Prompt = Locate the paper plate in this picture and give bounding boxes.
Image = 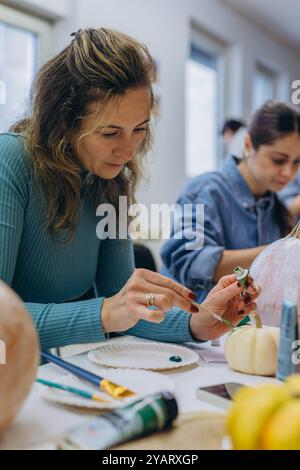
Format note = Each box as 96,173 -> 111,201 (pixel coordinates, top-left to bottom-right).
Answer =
87,341 -> 199,370
36,368 -> 175,410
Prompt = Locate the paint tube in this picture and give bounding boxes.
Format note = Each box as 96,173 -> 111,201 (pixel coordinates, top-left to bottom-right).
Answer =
277,293 -> 300,381
57,391 -> 178,450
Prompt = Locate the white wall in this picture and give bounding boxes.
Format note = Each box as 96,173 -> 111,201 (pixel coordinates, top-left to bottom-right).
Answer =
5,0 -> 300,208
2,0 -> 72,19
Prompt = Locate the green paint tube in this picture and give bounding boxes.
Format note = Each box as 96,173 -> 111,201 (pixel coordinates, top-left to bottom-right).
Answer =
57,391 -> 178,450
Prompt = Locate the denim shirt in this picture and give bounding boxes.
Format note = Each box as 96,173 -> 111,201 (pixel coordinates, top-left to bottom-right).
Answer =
160,156 -> 281,302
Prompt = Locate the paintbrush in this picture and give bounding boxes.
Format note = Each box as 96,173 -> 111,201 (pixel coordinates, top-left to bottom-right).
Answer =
41,351 -> 135,400
192,301 -> 236,330
36,378 -> 111,403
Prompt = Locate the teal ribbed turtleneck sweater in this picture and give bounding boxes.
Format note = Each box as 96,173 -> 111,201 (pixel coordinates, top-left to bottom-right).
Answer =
0,133 -> 195,350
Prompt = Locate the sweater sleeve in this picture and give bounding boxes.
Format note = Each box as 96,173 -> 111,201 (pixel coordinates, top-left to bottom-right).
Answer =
0,134 -> 28,284
26,298 -> 106,350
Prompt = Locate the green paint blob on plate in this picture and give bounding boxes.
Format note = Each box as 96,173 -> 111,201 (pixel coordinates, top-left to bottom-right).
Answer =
169,355 -> 182,363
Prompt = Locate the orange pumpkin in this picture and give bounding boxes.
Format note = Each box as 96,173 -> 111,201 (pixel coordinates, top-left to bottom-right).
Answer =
0,281 -> 39,431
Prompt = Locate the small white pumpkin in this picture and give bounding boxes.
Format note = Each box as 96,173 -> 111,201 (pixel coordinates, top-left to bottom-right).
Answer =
0,281 -> 39,431
225,319 -> 280,376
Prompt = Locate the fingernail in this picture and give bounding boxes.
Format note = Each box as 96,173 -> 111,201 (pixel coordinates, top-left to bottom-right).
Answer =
238,309 -> 245,315
188,292 -> 197,301
248,285 -> 257,294
244,296 -> 252,305
190,305 -> 199,313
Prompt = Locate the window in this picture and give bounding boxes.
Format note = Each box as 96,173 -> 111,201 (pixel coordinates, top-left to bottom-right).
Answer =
186,46 -> 218,177
0,23 -> 37,132
253,63 -> 277,112
0,4 -> 51,132
185,25 -> 226,178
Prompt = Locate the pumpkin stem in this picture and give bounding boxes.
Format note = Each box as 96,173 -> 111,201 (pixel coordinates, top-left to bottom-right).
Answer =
289,221 -> 300,239
254,312 -> 263,329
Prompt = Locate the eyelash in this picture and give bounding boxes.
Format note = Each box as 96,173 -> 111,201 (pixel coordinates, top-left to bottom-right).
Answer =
101,128 -> 148,138
272,159 -> 300,166
272,159 -> 287,166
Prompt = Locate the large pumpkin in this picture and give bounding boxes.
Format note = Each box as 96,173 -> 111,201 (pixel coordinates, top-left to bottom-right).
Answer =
0,281 -> 39,431
250,222 -> 300,326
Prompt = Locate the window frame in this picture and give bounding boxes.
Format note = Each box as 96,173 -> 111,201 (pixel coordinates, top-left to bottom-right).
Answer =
252,61 -> 278,112
185,25 -> 227,176
0,4 -> 52,130
0,3 -> 52,66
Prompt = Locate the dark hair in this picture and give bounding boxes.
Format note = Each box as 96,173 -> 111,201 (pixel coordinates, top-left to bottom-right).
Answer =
249,100 -> 300,236
249,100 -> 300,149
221,119 -> 246,135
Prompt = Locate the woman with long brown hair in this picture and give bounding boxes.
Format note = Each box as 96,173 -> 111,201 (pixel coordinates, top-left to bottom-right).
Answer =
0,28 -> 259,350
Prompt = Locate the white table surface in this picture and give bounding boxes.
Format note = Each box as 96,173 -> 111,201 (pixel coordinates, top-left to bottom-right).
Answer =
0,336 -> 278,450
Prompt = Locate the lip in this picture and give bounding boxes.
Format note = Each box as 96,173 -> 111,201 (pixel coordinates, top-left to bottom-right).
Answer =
105,162 -> 124,168
274,180 -> 288,187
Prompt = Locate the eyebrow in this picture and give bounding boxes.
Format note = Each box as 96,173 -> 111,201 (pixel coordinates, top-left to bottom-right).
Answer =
271,152 -> 300,160
270,152 -> 289,158
101,119 -> 150,130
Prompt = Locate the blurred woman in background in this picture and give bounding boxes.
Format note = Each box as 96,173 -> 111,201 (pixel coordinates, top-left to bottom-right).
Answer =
161,101 -> 300,302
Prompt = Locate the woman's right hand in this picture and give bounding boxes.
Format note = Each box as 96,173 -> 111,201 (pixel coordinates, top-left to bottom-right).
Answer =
101,268 -> 198,333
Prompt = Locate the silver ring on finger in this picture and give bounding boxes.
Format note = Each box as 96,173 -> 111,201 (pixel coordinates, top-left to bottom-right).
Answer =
145,292 -> 156,307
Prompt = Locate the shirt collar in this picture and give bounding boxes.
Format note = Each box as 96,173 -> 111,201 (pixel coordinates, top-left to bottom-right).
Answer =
220,155 -> 275,210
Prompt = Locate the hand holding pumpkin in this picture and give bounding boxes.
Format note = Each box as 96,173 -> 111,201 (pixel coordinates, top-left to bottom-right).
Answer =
190,274 -> 261,341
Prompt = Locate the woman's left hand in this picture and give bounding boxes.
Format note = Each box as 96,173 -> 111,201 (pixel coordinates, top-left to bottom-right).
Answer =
190,274 -> 261,341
